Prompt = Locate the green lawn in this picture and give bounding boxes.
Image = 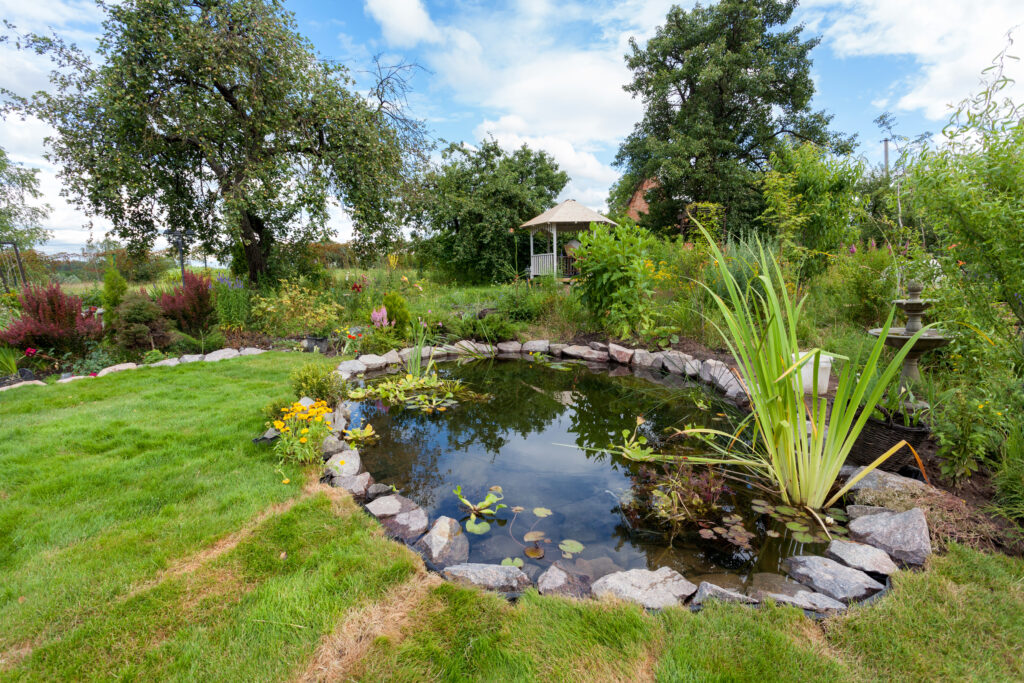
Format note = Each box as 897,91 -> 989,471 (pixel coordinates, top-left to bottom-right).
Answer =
2,354 -> 1022,681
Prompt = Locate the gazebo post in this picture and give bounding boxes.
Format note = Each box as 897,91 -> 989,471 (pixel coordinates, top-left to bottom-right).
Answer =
528,230 -> 534,279
551,225 -> 558,279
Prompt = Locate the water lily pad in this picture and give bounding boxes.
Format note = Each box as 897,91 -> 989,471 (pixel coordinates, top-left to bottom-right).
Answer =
523,531 -> 545,542
501,557 -> 524,568
826,507 -> 849,522
511,506 -> 525,513
562,552 -> 572,559
558,539 -> 584,554
792,531 -> 816,544
524,546 -> 545,559
712,526 -> 727,535
722,514 -> 743,524
464,517 -> 491,535
775,505 -> 799,516
766,529 -> 781,538
698,528 -> 716,539
750,505 -> 772,514
751,499 -> 771,507
533,507 -> 552,518
785,521 -> 809,532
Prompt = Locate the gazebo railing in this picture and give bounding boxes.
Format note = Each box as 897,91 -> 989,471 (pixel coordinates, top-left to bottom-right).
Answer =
530,254 -> 577,278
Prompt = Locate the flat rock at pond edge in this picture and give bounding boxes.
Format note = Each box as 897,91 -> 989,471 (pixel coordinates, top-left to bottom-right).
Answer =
365,494 -> 429,541
496,341 -> 522,354
335,359 -> 367,379
239,347 -> 265,356
179,354 -> 204,363
150,358 -> 180,367
203,348 -> 239,362
783,555 -> 885,603
414,516 -> 469,567
442,563 -> 531,592
325,450 -> 361,478
365,483 -> 394,500
561,345 -> 609,362
357,354 -> 388,371
630,349 -> 663,371
521,340 -> 550,354
591,567 -> 697,609
549,343 -> 567,356
848,507 -> 932,566
382,349 -> 402,366
329,471 -> 374,499
453,340 -> 477,354
746,573 -> 846,613
96,363 -> 138,377
825,539 -> 899,576
840,466 -> 928,493
0,380 -> 47,391
321,434 -> 349,457
607,343 -> 634,364
846,505 -> 893,520
588,341 -> 609,352
661,350 -> 700,377
537,564 -> 592,599
691,581 -> 758,606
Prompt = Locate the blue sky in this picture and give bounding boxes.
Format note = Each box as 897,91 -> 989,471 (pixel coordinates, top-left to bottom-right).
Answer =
1,0 -> 1022,252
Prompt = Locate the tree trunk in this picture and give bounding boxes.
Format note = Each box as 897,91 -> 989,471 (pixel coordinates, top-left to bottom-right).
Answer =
239,210 -> 271,284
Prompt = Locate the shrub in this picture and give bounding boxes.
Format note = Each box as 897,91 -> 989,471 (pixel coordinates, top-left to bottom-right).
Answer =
69,343 -> 118,376
498,281 -> 550,322
381,291 -> 410,336
141,349 -> 167,364
358,327 -> 405,355
213,275 -> 251,331
815,245 -> 897,327
114,292 -> 170,352
270,400 -> 333,465
290,360 -> 347,404
102,267 -> 127,325
446,313 -> 519,342
250,280 -> 342,337
995,425 -> 1024,522
0,284 -> 102,355
167,329 -> 225,355
157,271 -> 216,336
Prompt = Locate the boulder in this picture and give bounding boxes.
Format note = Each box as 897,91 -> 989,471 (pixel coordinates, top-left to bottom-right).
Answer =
358,354 -> 389,371
473,342 -> 497,356
699,358 -> 731,385
382,349 -> 403,366
365,494 -> 429,541
783,555 -> 885,603
588,341 -> 609,352
846,505 -> 892,520
179,354 -> 204,363
0,380 -> 46,391
325,449 -> 361,478
752,588 -> 847,613
825,539 -> 899,576
253,427 -> 279,444
591,567 -> 697,609
321,434 -> 349,458
839,465 -> 928,493
690,573 -> 746,594
398,347 -> 415,362
607,343 -> 635,365
330,471 -> 374,499
414,516 -> 469,567
631,349 -> 663,371
203,348 -> 239,362
537,564 -> 592,599
521,340 -> 550,354
239,347 -> 265,356
298,396 -> 315,408
365,483 -> 394,500
335,359 -> 367,380
453,340 -> 477,355
691,581 -> 758,606
442,563 -> 531,592
848,507 -> 932,566
562,345 -> 610,363
96,363 -> 138,377
660,350 -> 693,375
549,343 -> 567,357
496,341 -> 522,354
150,358 -> 180,367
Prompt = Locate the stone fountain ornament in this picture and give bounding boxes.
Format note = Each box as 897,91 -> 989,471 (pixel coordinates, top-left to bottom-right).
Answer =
869,281 -> 949,389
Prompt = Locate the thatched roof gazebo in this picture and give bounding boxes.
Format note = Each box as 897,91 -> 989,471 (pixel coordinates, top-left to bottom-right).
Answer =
518,199 -> 616,279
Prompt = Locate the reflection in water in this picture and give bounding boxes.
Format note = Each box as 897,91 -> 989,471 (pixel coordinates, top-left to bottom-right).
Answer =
352,359 -> 821,583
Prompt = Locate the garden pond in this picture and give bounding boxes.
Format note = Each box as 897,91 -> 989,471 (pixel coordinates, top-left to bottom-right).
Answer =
350,359 -> 843,586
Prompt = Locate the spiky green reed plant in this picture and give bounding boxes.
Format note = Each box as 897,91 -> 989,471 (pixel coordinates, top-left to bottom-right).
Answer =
635,230 -> 929,510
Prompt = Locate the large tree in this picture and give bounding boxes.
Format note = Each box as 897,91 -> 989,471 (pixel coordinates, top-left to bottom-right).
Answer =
0,146 -> 51,249
2,0 -> 405,282
410,139 -> 568,283
614,0 -> 854,235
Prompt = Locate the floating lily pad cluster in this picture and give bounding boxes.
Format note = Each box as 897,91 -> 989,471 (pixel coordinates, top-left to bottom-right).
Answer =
750,499 -> 849,544
696,513 -> 755,549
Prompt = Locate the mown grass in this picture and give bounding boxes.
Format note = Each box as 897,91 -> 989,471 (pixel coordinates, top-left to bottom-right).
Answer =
2,354 -> 1023,681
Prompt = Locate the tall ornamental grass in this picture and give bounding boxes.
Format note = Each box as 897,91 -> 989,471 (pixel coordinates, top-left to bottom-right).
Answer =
671,230 -> 928,510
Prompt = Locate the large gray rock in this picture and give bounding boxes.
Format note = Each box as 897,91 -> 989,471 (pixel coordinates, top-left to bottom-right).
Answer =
150,358 -> 180,367
607,343 -> 634,365
325,449 -> 361,478
398,347 -> 416,362
661,350 -> 695,376
335,359 -> 367,380
203,348 -> 239,362
691,581 -> 758,606
591,567 -> 697,609
473,342 -> 497,356
753,588 -> 847,613
453,340 -> 477,355
321,434 -> 349,457
298,396 -> 315,408
382,349 -> 402,366
521,340 -> 550,354
848,507 -> 932,566
588,341 -> 609,352
631,349 -> 663,371
330,471 -> 374,499
414,516 -> 469,567
442,563 -> 531,593
840,466 -> 928,493
783,555 -> 885,603
239,347 -> 265,356
699,358 -> 731,385
96,363 -> 138,377
562,345 -> 609,363
846,505 -> 892,520
365,494 -> 429,541
179,354 -> 204,364
358,354 -> 389,371
365,483 -> 394,500
549,343 -> 567,357
537,564 -> 592,599
496,341 -> 522,354
825,539 -> 899,576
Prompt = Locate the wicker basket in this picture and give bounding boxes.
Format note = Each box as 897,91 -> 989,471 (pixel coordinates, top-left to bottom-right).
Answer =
847,408 -> 930,472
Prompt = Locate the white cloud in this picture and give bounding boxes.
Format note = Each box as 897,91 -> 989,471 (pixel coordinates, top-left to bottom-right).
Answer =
363,0 -> 441,48
803,0 -> 1024,120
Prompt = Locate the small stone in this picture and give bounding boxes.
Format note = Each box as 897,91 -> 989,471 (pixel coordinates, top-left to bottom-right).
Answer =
496,341 -> 522,354
537,564 -> 591,599
783,555 -> 884,603
588,341 -> 609,352
253,427 -> 279,444
330,471 -> 374,499
846,505 -> 893,520
96,363 -> 138,377
358,354 -> 388,371
521,340 -> 550,354
366,483 -> 394,500
335,359 -> 367,380
179,354 -> 204,363
839,466 -> 928,494
607,343 -> 634,364
631,349 -> 663,371
848,507 -> 932,566
325,449 -> 361,478
414,516 -> 469,567
825,539 -> 899,576
442,563 -> 531,592
591,567 -> 697,609
691,581 -> 758,606
549,343 -> 567,357
562,345 -> 609,362
239,347 -> 265,356
203,348 -> 239,362
150,358 -> 180,367
365,494 -> 429,540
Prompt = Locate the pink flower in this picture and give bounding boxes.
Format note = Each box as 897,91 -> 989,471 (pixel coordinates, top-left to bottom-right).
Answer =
24,348 -> 37,357
89,372 -> 97,377
370,305 -> 389,328
848,244 -> 857,255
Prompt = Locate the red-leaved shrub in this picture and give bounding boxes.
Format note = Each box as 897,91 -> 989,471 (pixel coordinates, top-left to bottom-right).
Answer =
157,272 -> 216,336
0,284 -> 102,354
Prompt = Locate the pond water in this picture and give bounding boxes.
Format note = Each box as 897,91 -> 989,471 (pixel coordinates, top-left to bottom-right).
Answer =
351,359 -> 825,586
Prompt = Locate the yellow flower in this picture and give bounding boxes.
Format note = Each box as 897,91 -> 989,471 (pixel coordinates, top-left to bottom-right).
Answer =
282,478 -> 290,484
301,428 -> 309,434
273,420 -> 285,430
282,427 -> 291,432
299,437 -> 307,444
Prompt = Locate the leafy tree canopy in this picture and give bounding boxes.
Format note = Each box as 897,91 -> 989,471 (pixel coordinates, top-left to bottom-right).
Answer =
410,139 -> 568,283
2,0 -> 407,283
0,146 -> 50,249
614,0 -> 855,236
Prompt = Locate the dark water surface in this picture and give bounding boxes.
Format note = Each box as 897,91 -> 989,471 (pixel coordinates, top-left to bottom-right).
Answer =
351,359 -> 820,584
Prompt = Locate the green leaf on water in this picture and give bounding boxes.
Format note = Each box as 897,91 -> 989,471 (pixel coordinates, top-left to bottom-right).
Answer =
792,531 -> 815,544
465,517 -> 491,535
523,531 -> 545,542
775,505 -> 799,516
533,507 -> 552,518
558,539 -> 584,554
501,557 -> 524,567
785,521 -> 809,532
524,546 -> 545,559
826,508 -> 849,522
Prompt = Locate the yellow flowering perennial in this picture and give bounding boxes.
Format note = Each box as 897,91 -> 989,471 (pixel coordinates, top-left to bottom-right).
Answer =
269,399 -> 334,465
